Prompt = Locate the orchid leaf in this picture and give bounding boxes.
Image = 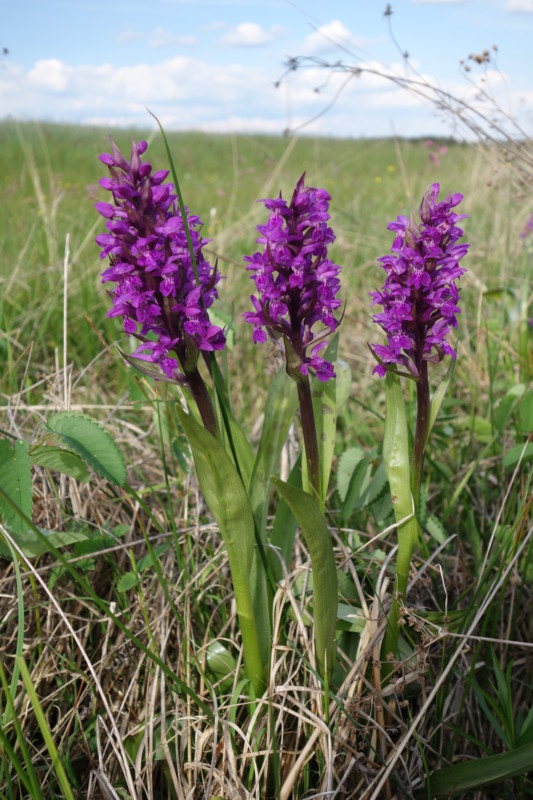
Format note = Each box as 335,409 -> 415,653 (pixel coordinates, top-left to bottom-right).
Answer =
176,405 -> 266,695
302,334 -> 339,510
248,366 -> 298,534
426,357 -> 455,446
415,740 -> 533,798
382,372 -> 417,597
272,477 -> 337,680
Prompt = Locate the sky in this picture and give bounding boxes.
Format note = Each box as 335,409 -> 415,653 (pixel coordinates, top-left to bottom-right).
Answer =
1,0 -> 533,139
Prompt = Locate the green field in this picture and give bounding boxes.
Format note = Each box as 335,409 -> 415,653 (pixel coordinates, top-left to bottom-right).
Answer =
0,121 -> 531,799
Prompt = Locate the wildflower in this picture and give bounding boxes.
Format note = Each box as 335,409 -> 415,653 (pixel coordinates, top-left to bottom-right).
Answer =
95,139 -> 225,383
519,212 -> 533,239
243,173 -> 342,382
370,183 -> 468,378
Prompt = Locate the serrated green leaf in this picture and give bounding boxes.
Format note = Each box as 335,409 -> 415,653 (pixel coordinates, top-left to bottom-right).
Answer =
46,412 -> 126,486
337,447 -> 365,503
116,572 -> 140,592
137,543 -> 170,571
29,445 -> 90,482
357,461 -> 389,509
425,513 -> 446,545
342,460 -> 371,523
0,439 -> 32,535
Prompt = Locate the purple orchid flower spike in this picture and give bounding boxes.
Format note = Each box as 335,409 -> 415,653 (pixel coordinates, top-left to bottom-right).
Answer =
95,138 -> 225,383
243,173 -> 342,383
370,182 -> 468,379
95,138 -> 225,435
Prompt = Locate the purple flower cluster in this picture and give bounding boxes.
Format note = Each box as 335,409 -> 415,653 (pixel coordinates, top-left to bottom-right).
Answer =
370,183 -> 469,378
243,173 -> 342,382
95,139 -> 225,380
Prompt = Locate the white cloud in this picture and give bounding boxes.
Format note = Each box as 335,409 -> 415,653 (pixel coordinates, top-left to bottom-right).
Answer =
506,0 -> 533,10
117,30 -> 145,43
301,20 -> 366,56
1,51 -> 531,141
149,27 -> 197,48
27,59 -> 71,92
220,22 -> 277,47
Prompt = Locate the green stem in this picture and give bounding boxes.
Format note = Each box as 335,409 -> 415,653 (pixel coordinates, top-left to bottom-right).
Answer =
412,359 -> 430,508
185,368 -> 218,438
296,376 -> 320,500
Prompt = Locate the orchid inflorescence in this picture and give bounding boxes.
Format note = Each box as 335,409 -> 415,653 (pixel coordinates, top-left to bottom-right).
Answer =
370,183 -> 468,379
242,173 -> 342,383
95,139 -> 225,383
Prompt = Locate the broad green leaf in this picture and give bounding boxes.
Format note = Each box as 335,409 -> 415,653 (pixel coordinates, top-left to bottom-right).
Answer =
381,373 -> 419,664
176,405 -> 266,695
303,334 -> 339,510
223,413 -> 255,490
503,442 -> 533,469
426,358 -> 455,446
335,358 -> 352,413
494,384 -> 526,434
0,439 -> 32,536
335,603 -> 366,633
0,527 -> 89,559
46,412 -> 126,486
519,389 -> 533,434
382,373 -> 417,598
455,414 -> 493,443
269,455 -> 301,580
248,366 -> 298,534
272,477 -> 337,680
415,740 -> 533,798
29,445 -> 90,482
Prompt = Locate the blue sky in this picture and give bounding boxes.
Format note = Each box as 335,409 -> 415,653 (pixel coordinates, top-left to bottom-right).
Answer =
2,0 -> 532,138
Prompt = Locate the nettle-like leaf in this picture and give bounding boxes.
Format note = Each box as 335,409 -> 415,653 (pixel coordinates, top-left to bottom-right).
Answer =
46,412 -> 126,486
29,445 -> 90,482
337,447 -> 365,504
0,439 -> 33,535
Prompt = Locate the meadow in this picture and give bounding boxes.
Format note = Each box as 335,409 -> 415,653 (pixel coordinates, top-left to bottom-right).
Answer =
0,120 -> 532,799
